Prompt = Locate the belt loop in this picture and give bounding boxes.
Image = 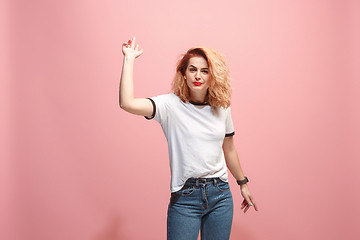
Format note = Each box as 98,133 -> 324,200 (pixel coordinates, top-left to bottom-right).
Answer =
195,179 -> 199,187
213,178 -> 217,187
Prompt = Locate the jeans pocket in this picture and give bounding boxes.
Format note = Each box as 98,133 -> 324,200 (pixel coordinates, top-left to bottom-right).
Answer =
215,180 -> 230,192
174,184 -> 196,197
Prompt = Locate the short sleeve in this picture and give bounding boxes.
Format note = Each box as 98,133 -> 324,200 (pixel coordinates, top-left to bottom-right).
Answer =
143,94 -> 170,124
225,107 -> 235,137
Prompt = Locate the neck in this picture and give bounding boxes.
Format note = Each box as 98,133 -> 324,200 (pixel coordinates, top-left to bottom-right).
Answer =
189,90 -> 209,103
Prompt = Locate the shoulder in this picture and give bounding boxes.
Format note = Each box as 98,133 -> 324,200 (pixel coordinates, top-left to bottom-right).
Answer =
169,92 -> 180,100
217,105 -> 231,113
154,92 -> 177,99
164,92 -> 183,104
150,92 -> 173,101
149,92 -> 180,108
223,106 -> 232,113
214,106 -> 232,120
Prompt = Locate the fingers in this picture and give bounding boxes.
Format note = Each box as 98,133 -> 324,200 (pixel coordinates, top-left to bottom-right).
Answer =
250,198 -> 259,211
246,196 -> 253,207
122,36 -> 134,48
241,197 -> 258,213
244,205 -> 250,213
131,36 -> 136,49
124,36 -> 135,49
123,37 -> 140,50
241,199 -> 250,213
122,40 -> 131,48
242,199 -> 250,213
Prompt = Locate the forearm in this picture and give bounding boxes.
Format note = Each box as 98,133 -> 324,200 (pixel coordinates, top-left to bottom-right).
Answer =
224,148 -> 247,185
119,56 -> 136,108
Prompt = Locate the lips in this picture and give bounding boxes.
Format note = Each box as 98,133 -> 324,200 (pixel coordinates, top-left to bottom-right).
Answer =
193,82 -> 202,86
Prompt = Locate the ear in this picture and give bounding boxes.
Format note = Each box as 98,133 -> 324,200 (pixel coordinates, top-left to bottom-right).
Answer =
184,76 -> 186,80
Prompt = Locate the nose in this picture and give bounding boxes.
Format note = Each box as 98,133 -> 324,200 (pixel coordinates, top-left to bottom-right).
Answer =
195,70 -> 201,80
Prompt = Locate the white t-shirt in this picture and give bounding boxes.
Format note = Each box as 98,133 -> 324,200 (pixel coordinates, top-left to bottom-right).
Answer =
145,92 -> 235,192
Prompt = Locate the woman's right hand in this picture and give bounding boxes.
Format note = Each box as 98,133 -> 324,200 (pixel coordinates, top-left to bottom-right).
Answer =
122,36 -> 143,59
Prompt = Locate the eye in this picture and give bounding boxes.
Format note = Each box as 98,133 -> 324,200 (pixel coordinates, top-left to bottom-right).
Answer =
202,70 -> 209,74
190,68 -> 196,72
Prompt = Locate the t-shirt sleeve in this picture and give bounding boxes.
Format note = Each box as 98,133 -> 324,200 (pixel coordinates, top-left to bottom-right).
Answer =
225,107 -> 235,137
143,94 -> 169,124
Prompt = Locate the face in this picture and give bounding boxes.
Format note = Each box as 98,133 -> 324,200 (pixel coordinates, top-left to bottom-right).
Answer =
184,56 -> 210,97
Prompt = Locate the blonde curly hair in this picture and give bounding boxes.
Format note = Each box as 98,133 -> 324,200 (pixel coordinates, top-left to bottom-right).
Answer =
171,47 -> 231,109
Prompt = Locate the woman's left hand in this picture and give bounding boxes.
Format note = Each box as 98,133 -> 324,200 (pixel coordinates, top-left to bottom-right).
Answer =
240,184 -> 258,213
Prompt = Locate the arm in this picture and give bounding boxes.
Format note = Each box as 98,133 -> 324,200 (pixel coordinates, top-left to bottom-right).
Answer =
222,136 -> 259,212
119,36 -> 153,118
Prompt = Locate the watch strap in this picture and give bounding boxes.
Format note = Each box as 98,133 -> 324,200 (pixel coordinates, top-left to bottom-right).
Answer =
236,176 -> 249,185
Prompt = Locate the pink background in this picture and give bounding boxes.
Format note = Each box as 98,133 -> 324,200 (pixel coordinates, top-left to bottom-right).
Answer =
2,0 -> 360,239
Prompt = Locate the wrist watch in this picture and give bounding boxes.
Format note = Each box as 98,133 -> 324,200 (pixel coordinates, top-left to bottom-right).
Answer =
236,176 -> 249,185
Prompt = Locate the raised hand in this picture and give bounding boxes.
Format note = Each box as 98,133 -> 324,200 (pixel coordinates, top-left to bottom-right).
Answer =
122,36 -> 144,59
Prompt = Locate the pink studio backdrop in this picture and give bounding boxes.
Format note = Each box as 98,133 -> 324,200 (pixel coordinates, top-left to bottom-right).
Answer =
2,0 -> 360,239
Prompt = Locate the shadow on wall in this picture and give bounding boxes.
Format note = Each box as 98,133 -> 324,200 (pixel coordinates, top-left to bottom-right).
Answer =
231,223 -> 257,240
95,212 -> 128,240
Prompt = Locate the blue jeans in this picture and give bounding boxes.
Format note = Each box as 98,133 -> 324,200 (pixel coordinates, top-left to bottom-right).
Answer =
167,178 -> 233,240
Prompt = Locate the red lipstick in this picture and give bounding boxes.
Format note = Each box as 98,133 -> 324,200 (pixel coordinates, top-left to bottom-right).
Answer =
193,82 -> 202,86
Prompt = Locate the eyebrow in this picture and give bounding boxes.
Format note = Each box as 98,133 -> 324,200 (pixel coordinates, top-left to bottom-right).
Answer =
189,65 -> 208,70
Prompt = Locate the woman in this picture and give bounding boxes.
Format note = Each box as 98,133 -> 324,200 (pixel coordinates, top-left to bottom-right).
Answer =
119,36 -> 258,240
